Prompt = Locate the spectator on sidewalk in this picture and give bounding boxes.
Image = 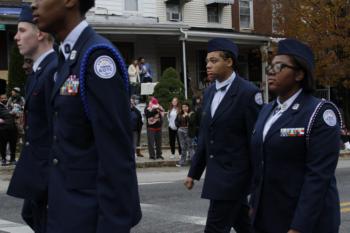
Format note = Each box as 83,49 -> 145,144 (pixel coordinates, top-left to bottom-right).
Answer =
167,97 -> 181,159
145,97 -> 164,160
22,58 -> 33,75
0,94 -> 18,166
7,87 -> 25,146
139,57 -> 152,83
131,95 -> 144,158
175,102 -> 194,167
341,127 -> 350,150
128,59 -> 140,95
189,95 -> 203,146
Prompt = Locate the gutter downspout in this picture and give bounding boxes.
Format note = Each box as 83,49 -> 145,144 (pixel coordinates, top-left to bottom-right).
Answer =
180,27 -> 188,100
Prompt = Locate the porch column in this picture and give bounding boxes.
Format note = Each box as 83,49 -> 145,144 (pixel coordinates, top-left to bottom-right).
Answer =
260,44 -> 269,103
182,39 -> 188,99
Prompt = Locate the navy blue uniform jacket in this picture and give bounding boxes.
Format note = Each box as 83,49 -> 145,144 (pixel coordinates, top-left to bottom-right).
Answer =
47,26 -> 141,233
188,76 -> 262,200
7,51 -> 57,201
250,92 -> 341,233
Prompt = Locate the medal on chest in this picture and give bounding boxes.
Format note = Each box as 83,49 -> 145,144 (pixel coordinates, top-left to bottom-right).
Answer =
60,74 -> 79,96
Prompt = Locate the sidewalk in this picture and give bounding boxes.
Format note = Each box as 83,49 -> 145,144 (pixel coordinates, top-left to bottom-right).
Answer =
135,148 -> 181,168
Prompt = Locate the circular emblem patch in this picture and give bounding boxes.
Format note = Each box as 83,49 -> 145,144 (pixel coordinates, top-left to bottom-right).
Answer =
323,109 -> 337,127
255,92 -> 263,105
94,56 -> 116,79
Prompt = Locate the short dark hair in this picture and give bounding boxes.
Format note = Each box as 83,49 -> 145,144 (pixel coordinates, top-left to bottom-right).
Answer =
79,0 -> 95,15
220,51 -> 238,71
289,56 -> 315,93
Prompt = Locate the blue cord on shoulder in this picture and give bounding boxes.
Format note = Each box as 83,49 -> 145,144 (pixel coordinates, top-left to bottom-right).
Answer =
79,44 -> 129,120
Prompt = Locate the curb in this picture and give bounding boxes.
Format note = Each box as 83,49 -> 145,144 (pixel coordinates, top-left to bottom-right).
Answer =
136,160 -> 177,168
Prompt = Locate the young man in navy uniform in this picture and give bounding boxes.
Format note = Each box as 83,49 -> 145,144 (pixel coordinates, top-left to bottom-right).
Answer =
7,6 -> 57,233
184,38 -> 263,233
31,0 -> 141,232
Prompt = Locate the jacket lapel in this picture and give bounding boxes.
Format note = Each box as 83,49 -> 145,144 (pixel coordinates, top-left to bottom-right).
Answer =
255,101 -> 275,142
201,86 -> 216,123
210,76 -> 240,125
264,92 -> 306,142
51,26 -> 94,101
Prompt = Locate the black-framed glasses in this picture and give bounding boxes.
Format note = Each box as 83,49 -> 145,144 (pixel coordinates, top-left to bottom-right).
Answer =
265,63 -> 297,75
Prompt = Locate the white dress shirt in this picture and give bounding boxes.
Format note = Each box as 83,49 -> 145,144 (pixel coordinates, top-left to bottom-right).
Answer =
60,20 -> 89,60
32,49 -> 55,72
211,72 -> 236,117
263,89 -> 303,141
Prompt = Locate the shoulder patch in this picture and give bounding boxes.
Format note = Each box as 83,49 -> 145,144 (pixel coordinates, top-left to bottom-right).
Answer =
323,109 -> 337,127
254,92 -> 263,105
93,55 -> 116,79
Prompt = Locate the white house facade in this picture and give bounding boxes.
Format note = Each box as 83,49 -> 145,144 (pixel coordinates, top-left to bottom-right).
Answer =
0,0 -> 270,98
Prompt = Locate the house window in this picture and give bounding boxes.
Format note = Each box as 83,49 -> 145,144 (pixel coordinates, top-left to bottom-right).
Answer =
166,3 -> 182,22
207,4 -> 220,23
239,0 -> 253,29
125,0 -> 138,11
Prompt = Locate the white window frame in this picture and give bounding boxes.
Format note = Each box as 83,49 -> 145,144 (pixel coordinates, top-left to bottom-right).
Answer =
239,0 -> 254,30
166,3 -> 182,22
125,0 -> 139,12
207,4 -> 221,24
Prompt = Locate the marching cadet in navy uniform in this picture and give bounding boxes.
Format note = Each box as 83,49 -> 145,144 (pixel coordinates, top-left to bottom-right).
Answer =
184,38 -> 263,233
7,6 -> 57,233
250,39 -> 341,233
31,0 -> 142,232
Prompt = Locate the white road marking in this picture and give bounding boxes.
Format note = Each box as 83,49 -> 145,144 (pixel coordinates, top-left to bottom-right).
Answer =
139,181 -> 174,186
0,219 -> 33,233
140,203 -> 206,226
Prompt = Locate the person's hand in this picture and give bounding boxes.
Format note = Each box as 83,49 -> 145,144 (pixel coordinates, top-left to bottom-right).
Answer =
184,177 -> 194,190
248,208 -> 255,217
0,118 -> 4,124
287,229 -> 301,233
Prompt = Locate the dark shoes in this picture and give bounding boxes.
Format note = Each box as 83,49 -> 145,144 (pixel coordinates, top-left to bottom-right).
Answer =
9,160 -> 17,165
1,160 -> 6,166
156,156 -> 164,160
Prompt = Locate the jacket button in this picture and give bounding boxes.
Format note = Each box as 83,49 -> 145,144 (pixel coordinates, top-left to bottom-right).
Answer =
53,158 -> 59,165
210,140 -> 214,144
25,126 -> 29,130
54,111 -> 58,117
25,141 -> 30,146
53,135 -> 57,141
209,155 -> 214,159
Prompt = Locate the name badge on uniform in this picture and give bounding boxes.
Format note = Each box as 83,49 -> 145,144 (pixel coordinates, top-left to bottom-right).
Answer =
280,128 -> 305,137
60,75 -> 79,96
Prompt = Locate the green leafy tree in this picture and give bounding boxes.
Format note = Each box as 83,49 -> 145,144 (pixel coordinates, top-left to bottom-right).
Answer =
7,45 -> 26,95
153,67 -> 185,109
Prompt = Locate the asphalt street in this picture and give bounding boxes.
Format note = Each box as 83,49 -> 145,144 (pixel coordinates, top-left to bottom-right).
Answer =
0,160 -> 350,233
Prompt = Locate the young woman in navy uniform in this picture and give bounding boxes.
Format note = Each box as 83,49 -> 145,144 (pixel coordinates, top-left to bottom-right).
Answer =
250,39 -> 341,233
31,0 -> 141,232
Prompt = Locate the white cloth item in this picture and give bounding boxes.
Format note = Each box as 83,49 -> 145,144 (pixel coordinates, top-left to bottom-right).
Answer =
128,64 -> 140,83
210,72 -> 236,117
345,142 -> 350,150
32,49 -> 55,72
60,20 -> 89,60
263,89 -> 303,141
168,108 -> 178,130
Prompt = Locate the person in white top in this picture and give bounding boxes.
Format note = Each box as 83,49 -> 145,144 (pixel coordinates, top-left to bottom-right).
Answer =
128,59 -> 140,95
167,97 -> 182,159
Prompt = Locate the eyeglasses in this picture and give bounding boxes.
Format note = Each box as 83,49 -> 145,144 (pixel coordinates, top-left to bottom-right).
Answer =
265,63 -> 297,75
